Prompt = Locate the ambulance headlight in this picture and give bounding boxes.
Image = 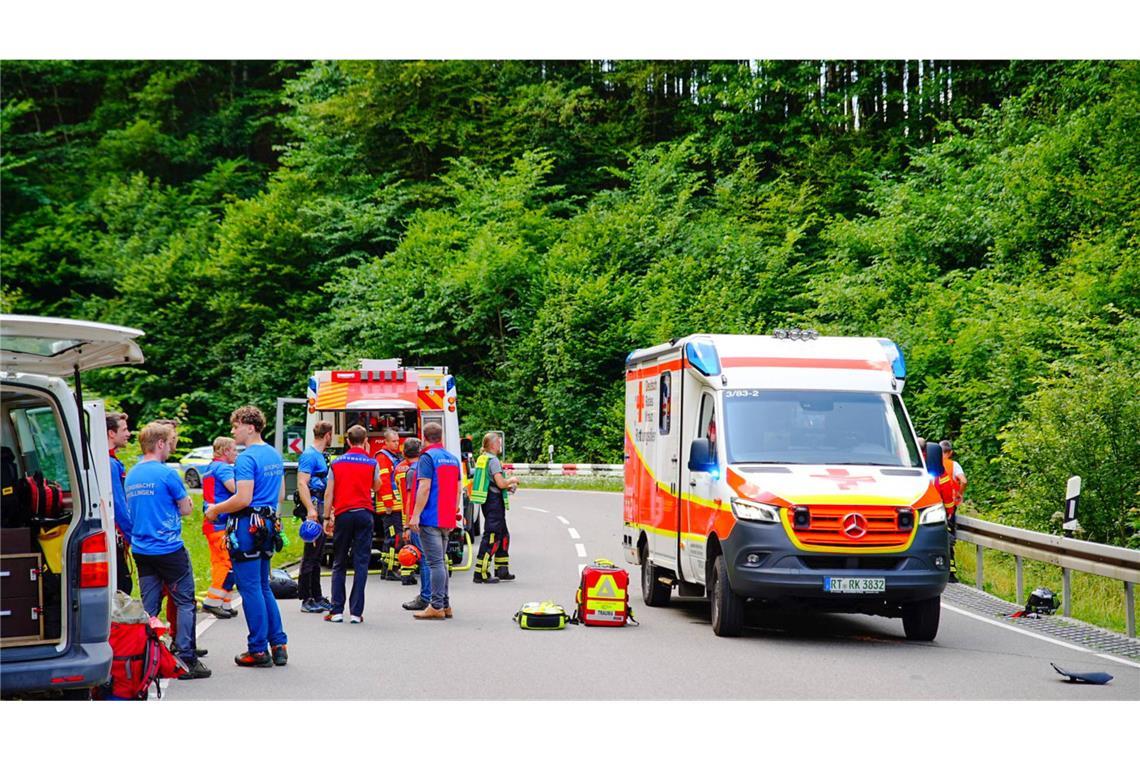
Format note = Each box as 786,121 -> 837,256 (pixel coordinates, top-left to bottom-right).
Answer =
730,498 -> 780,523
919,504 -> 947,525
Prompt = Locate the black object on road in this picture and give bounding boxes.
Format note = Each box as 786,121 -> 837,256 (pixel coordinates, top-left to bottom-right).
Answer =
1051,663 -> 1113,685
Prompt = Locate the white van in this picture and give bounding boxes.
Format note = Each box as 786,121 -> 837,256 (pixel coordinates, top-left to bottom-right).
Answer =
0,315 -> 144,697
622,332 -> 949,639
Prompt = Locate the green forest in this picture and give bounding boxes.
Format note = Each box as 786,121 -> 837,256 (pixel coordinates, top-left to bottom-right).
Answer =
2,60 -> 1137,546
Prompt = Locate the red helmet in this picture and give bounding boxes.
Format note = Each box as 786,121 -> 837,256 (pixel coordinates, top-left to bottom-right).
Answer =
398,544 -> 422,568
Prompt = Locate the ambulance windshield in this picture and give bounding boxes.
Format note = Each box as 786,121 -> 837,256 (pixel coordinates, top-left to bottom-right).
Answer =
343,409 -> 419,437
723,390 -> 921,467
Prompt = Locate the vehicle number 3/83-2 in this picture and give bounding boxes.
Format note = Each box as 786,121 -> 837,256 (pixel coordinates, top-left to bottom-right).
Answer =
824,577 -> 886,594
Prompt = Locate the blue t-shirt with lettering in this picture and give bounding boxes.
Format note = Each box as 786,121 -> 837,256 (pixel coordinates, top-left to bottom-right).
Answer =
125,460 -> 188,555
236,443 -> 284,509
202,460 -> 235,530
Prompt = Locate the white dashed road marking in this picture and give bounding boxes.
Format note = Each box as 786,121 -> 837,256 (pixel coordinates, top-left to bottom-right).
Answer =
575,543 -> 587,558
568,528 -> 581,539
524,506 -> 549,513
557,516 -> 570,525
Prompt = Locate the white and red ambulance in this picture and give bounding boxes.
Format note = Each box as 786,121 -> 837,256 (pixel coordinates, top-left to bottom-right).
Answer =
623,332 -> 949,639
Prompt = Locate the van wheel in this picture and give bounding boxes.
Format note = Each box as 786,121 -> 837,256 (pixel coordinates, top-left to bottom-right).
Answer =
902,596 -> 941,641
640,548 -> 671,607
710,555 -> 744,637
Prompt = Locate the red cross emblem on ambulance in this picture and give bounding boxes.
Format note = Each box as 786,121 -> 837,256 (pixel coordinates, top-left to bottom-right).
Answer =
636,381 -> 645,423
810,468 -> 876,491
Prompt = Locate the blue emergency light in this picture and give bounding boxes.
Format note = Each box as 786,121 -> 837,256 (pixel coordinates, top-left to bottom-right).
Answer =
878,339 -> 906,381
685,339 -> 720,376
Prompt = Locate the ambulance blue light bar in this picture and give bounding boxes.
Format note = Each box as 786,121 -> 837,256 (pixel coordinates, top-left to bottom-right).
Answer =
878,339 -> 906,380
685,340 -> 720,376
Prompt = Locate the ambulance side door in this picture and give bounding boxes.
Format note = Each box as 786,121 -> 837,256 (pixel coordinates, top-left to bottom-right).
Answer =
682,387 -> 718,584
652,367 -> 681,571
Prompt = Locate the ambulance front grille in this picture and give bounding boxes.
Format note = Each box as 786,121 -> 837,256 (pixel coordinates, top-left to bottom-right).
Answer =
791,505 -> 913,548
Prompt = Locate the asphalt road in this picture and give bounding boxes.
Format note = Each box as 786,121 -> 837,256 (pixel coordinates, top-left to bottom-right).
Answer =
167,489 -> 1139,700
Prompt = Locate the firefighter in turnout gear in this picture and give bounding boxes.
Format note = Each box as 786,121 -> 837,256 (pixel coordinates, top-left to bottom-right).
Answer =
472,432 -> 519,583
395,438 -> 423,587
374,428 -> 404,580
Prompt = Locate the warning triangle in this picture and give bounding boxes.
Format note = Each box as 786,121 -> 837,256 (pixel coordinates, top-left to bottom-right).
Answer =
591,575 -> 620,599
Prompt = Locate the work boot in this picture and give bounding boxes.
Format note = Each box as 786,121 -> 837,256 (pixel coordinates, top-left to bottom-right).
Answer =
178,659 -> 212,680
495,567 -> 516,581
202,604 -> 231,619
195,648 -> 209,658
219,607 -> 237,618
444,607 -> 453,619
401,575 -> 417,586
300,598 -> 325,613
234,650 -> 273,668
473,573 -> 499,584
402,596 -> 429,611
413,606 -> 447,620
272,645 -> 288,667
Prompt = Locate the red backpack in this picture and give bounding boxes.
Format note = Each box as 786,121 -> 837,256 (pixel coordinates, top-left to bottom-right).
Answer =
23,471 -> 65,520
102,622 -> 186,700
572,559 -> 638,627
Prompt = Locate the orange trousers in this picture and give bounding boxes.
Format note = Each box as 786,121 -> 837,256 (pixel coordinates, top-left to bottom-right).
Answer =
202,529 -> 235,610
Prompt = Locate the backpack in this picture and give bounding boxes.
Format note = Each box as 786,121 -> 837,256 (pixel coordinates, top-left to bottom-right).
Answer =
0,447 -> 29,528
514,601 -> 571,630
572,559 -> 638,627
102,621 -> 186,700
269,568 -> 299,599
23,471 -> 66,521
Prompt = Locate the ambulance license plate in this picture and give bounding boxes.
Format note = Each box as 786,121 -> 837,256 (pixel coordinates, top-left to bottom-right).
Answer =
824,577 -> 885,593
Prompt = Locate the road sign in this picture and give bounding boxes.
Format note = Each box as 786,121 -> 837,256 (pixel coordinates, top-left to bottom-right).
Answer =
287,432 -> 303,455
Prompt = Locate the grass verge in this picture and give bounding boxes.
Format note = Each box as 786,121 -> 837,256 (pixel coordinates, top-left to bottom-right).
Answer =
518,476 -> 623,493
954,541 -> 1132,634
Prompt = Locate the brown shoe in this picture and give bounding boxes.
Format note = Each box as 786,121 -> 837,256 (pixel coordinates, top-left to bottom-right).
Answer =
413,606 -> 446,620
444,607 -> 453,618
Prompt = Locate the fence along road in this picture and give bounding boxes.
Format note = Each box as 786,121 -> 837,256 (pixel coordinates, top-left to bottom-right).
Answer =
169,490 -> 1139,700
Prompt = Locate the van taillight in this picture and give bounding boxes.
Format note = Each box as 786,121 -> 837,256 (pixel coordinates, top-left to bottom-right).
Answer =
79,531 -> 109,588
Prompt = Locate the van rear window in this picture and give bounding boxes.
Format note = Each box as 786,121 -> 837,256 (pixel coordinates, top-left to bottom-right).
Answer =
723,390 -> 920,467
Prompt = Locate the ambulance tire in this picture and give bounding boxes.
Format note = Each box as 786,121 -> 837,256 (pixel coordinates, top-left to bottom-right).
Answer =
640,549 -> 671,607
710,555 -> 744,637
901,596 -> 941,641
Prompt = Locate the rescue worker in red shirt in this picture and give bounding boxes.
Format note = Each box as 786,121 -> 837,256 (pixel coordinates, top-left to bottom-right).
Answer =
374,428 -> 404,580
935,439 -> 966,583
394,437 -> 423,588
200,436 -> 238,618
323,425 -> 383,624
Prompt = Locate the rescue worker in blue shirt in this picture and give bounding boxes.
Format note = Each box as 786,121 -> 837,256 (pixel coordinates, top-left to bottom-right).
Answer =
205,405 -> 289,668
297,420 -> 333,613
106,412 -> 133,594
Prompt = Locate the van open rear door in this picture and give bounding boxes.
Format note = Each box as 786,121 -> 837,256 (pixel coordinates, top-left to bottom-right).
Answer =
1,315 -> 144,375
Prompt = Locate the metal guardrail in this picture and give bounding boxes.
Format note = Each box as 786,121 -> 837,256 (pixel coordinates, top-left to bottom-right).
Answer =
505,462 -> 623,477
956,515 -> 1140,638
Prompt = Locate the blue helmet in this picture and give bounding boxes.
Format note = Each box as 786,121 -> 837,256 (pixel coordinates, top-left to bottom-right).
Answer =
299,519 -> 322,543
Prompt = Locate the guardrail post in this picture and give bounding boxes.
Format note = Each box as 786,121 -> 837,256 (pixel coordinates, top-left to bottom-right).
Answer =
1062,568 -> 1072,617
1015,555 -> 1024,605
1126,581 -> 1135,638
975,544 -> 984,589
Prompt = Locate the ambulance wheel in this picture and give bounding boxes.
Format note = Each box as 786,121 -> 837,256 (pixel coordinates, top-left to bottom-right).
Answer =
902,596 -> 941,641
710,555 -> 744,637
640,549 -> 671,607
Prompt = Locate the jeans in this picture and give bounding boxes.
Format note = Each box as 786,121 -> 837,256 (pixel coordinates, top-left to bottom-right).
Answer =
331,509 -> 373,616
232,555 -> 287,654
420,526 -> 450,610
134,547 -> 197,663
409,530 -> 432,603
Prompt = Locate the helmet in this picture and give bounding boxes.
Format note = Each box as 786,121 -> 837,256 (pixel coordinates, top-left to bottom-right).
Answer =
299,519 -> 323,543
398,544 -> 422,568
1026,587 -> 1058,615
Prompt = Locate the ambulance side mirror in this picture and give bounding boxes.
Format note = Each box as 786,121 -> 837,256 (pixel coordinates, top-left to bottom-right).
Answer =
924,441 -> 945,478
688,438 -> 716,472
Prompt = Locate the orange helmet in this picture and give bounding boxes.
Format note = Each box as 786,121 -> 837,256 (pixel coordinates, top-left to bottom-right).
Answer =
398,544 -> 422,568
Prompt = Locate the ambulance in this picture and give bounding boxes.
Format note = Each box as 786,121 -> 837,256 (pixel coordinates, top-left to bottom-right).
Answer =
304,359 -> 476,530
623,332 -> 949,639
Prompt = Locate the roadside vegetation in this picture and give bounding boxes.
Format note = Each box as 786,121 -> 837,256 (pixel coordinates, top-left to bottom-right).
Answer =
3,60 -> 1137,549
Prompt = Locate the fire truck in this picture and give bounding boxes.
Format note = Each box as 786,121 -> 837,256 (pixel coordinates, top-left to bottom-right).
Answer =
303,359 -> 479,535
623,332 -> 949,640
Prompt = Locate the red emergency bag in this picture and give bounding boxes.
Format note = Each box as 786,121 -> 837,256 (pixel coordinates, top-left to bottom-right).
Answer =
100,621 -> 186,700
572,559 -> 638,627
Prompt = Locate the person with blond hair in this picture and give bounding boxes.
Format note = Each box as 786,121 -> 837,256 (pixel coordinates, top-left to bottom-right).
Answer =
126,422 -> 210,680
205,405 -> 288,668
200,436 -> 239,619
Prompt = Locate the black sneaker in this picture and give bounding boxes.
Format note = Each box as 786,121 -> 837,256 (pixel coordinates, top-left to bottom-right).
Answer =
272,645 -> 288,667
300,599 -> 325,613
317,597 -> 333,611
495,568 -> 516,581
235,650 -> 273,668
402,596 -> 429,611
473,574 -> 499,584
178,659 -> 212,680
195,648 -> 209,658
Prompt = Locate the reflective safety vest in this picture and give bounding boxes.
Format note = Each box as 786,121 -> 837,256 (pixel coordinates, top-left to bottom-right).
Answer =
471,453 -> 508,509
375,449 -> 401,514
